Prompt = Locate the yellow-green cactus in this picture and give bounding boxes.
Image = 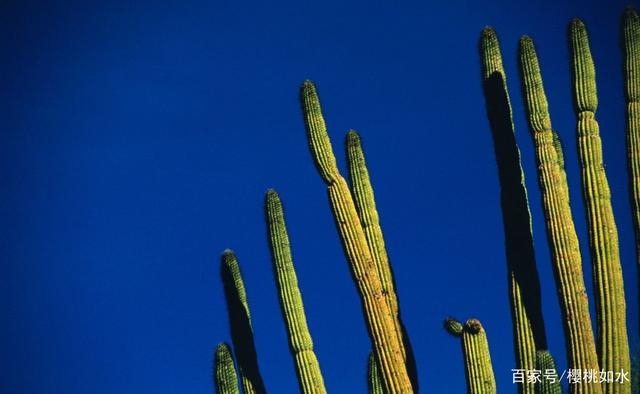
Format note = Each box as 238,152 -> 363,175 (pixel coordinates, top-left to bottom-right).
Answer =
570,19 -> 630,392
264,189 -> 327,394
221,251 -> 267,394
480,27 -> 548,394
445,318 -> 496,394
301,80 -> 413,393
623,6 -> 640,344
535,350 -> 561,394
519,34 -> 602,393
367,351 -> 385,394
214,343 -> 241,394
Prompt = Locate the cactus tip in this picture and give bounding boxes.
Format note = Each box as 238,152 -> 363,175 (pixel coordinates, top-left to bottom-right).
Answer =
346,129 -> 361,145
444,317 -> 464,337
464,318 -> 483,334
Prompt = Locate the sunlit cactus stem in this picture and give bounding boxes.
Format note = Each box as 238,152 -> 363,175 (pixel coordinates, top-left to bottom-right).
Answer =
368,351 -> 385,394
264,189 -> 327,394
214,343 -> 241,394
623,6 -> 640,344
536,350 -> 561,394
570,19 -> 630,393
519,34 -> 601,394
301,80 -> 413,393
445,318 -> 496,394
221,251 -> 267,394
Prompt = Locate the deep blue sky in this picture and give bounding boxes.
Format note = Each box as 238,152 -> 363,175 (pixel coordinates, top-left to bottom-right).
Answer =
1,1 -> 638,393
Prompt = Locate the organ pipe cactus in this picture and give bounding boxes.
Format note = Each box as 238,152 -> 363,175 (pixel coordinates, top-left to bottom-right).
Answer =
264,189 -> 327,394
535,350 -> 562,394
221,251 -> 267,394
367,351 -> 384,394
480,27 -> 549,394
569,20 -> 631,392
623,7 -> 640,343
214,343 -> 241,394
301,80 -> 413,393
518,33 -> 602,392
445,318 -> 496,394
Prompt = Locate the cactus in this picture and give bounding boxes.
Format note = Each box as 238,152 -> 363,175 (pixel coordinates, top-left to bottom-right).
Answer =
264,189 -> 327,394
518,33 -> 602,392
445,318 -> 496,394
480,27 -> 549,394
367,351 -> 385,394
221,251 -> 267,394
535,350 -> 562,394
214,343 -> 241,394
623,6 -> 640,345
301,80 -> 413,393
569,19 -> 630,392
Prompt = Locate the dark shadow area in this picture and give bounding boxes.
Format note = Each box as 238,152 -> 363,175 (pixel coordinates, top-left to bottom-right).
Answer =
221,258 -> 267,394
483,71 -> 549,351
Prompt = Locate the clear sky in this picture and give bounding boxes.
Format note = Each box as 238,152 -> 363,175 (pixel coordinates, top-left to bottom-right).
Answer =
1,0 -> 638,393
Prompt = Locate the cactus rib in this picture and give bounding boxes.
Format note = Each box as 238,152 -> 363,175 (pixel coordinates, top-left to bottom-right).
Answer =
265,190 -> 327,394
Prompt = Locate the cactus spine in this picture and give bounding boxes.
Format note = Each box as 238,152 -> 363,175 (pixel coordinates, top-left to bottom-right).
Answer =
570,20 -> 630,392
445,318 -> 496,394
623,7 -> 640,343
480,27 -> 547,394
264,190 -> 327,394
221,251 -> 267,394
519,34 -> 601,393
368,351 -> 385,394
535,350 -> 562,394
215,343 -> 241,394
301,80 -> 413,393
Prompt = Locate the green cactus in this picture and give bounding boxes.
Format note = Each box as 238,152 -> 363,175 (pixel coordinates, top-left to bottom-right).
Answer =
367,351 -> 385,394
535,350 -> 562,394
518,33 -> 602,392
480,27 -> 549,394
445,318 -> 496,394
214,343 -> 241,394
264,189 -> 327,394
301,80 -> 413,393
570,19 -> 630,392
221,250 -> 267,394
623,6 -> 640,346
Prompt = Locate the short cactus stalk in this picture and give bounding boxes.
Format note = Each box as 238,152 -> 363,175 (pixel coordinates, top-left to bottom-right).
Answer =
623,6 -> 640,343
518,34 -> 602,393
368,351 -> 385,394
221,251 -> 267,394
301,80 -> 413,393
570,19 -> 630,392
480,27 -> 549,394
535,350 -> 562,394
445,318 -> 496,394
264,189 -> 327,394
214,343 -> 241,394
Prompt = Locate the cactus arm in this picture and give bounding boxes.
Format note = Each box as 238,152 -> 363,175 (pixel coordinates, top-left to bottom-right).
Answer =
519,35 -> 602,393
570,19 -> 631,391
445,318 -> 496,394
264,190 -> 327,394
623,6 -> 640,348
300,80 -> 413,393
214,343 -> 241,394
480,27 -> 547,394
368,351 -> 385,394
535,350 -> 562,394
221,251 -> 267,394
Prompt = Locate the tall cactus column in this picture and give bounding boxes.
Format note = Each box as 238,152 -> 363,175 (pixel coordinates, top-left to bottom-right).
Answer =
570,20 -> 630,392
623,7 -> 640,343
214,343 -> 241,394
519,34 -> 601,394
301,80 -> 413,393
265,190 -> 327,394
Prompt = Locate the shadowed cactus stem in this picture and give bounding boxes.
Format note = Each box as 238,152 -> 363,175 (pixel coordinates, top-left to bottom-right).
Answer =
265,189 -> 327,394
570,19 -> 630,392
445,318 -> 496,394
301,80 -> 413,393
221,251 -> 267,394
215,343 -> 241,394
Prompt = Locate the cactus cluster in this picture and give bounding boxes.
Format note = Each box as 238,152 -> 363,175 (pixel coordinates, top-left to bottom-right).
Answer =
211,8 -> 638,394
